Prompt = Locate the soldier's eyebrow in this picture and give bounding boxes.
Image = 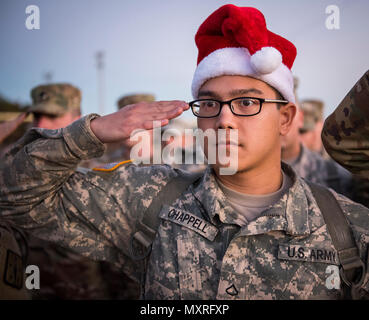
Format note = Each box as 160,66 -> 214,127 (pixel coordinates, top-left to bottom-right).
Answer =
197,90 -> 221,99
197,88 -> 264,99
228,88 -> 264,97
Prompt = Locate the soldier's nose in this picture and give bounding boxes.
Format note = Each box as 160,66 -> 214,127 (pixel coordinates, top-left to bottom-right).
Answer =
216,104 -> 236,129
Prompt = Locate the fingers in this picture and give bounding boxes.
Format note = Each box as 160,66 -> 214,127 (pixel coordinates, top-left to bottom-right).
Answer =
143,119 -> 168,130
94,100 -> 189,143
0,113 -> 27,143
136,101 -> 188,128
137,100 -> 188,115
142,105 -> 186,130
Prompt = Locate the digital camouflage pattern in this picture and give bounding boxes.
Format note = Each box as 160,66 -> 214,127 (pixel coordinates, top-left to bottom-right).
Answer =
0,115 -> 369,299
286,144 -> 353,199
322,70 -> 369,179
29,83 -> 81,116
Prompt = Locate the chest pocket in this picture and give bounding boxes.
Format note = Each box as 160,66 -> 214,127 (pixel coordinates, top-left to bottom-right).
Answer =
177,235 -> 203,299
281,264 -> 343,299
277,244 -> 343,299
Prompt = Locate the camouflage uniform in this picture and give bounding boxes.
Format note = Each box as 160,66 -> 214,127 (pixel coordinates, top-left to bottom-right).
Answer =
18,84 -> 117,299
1,114 -> 369,299
322,70 -> 369,179
286,144 -> 353,199
322,70 -> 369,209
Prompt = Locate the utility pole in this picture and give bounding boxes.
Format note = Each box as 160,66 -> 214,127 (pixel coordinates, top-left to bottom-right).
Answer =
96,51 -> 105,115
43,71 -> 53,83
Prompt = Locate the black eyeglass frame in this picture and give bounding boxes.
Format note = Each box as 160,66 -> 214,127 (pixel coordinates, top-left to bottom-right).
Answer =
189,97 -> 289,118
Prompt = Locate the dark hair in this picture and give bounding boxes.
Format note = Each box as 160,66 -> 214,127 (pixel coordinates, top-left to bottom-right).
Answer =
274,88 -> 285,109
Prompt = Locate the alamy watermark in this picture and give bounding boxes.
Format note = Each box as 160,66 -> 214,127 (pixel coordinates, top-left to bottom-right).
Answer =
25,5 -> 40,30
25,265 -> 40,290
325,265 -> 341,289
129,121 -> 239,175
325,5 -> 340,30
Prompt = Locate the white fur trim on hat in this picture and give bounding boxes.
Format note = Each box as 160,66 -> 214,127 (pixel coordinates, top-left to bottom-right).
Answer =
191,47 -> 295,103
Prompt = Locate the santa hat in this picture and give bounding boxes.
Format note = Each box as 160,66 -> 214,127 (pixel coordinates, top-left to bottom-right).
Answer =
191,4 -> 297,103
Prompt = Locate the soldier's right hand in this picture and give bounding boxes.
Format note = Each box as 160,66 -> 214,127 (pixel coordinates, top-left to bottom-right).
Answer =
90,100 -> 189,143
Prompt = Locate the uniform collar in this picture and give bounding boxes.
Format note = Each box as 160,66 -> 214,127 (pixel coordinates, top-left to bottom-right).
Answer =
191,163 -> 319,237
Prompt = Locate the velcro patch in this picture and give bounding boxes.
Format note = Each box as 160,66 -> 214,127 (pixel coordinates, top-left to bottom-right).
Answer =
4,250 -> 23,289
159,205 -> 218,241
278,244 -> 339,265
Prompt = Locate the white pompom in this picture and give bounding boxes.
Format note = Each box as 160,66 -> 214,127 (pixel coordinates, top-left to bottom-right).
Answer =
250,47 -> 282,74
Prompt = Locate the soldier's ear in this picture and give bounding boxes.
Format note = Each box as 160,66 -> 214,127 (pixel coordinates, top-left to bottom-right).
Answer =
279,103 -> 296,136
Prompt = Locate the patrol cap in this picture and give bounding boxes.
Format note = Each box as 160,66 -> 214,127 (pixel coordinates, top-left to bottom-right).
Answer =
29,83 -> 81,116
300,99 -> 324,132
117,94 -> 155,109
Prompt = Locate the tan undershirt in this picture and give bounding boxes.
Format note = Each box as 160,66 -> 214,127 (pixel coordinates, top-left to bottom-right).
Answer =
216,170 -> 293,227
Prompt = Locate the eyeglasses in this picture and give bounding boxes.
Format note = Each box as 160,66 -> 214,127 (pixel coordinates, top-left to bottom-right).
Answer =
189,97 -> 289,118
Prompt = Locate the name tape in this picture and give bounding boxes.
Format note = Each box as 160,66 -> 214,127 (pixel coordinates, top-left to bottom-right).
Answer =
278,244 -> 339,265
159,205 -> 218,241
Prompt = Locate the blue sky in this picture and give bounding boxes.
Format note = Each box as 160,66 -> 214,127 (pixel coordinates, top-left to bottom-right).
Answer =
1,0 -> 368,121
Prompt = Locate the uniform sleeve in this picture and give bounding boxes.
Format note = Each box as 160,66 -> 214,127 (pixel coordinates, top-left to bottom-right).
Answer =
322,70 -> 369,179
0,114 -> 177,280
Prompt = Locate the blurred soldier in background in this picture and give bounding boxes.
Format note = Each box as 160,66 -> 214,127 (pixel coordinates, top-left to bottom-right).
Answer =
281,77 -> 353,198
24,83 -> 111,299
117,93 -> 156,110
29,83 -> 81,129
322,70 -> 369,207
299,99 -> 326,156
1,100 -> 31,300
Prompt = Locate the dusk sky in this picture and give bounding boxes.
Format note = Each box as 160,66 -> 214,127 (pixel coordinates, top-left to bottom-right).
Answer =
1,0 -> 368,121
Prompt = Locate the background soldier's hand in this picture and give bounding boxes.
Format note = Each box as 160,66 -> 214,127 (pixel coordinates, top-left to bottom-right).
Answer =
90,100 -> 189,143
0,112 -> 28,144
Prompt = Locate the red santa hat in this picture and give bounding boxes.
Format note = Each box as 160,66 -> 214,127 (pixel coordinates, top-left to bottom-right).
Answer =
191,4 -> 297,103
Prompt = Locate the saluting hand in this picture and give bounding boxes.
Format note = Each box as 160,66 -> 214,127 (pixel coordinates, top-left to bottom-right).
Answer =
90,100 -> 189,144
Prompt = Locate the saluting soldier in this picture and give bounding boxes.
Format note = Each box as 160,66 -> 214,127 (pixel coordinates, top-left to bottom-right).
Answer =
22,83 -> 110,299
1,5 -> 369,300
